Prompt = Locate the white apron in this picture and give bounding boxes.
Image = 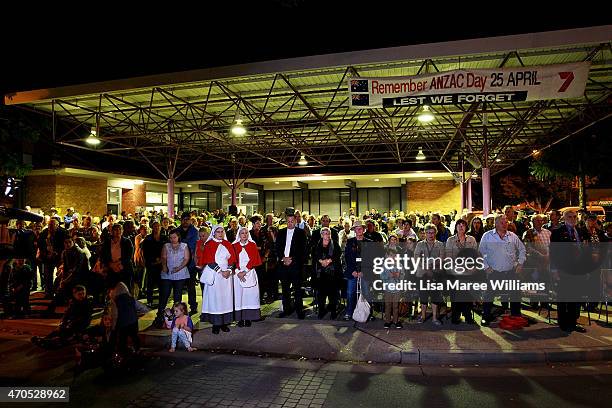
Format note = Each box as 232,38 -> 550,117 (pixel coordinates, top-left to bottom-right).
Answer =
233,245 -> 261,311
200,243 -> 233,315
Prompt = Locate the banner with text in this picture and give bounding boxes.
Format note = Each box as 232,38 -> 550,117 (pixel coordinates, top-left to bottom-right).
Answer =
348,62 -> 590,108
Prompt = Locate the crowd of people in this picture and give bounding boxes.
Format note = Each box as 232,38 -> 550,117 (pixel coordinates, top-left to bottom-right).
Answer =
1,203 -> 611,357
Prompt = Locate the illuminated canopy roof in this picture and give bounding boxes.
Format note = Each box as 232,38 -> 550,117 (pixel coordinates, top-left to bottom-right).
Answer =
5,26 -> 611,181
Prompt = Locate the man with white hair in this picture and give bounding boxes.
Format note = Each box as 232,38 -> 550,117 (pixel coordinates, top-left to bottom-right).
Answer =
479,214 -> 526,326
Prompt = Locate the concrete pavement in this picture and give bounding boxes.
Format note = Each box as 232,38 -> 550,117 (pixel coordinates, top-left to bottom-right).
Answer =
2,296 -> 611,366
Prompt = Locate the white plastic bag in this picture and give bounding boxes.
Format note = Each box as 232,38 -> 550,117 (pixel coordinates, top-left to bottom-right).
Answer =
352,277 -> 370,323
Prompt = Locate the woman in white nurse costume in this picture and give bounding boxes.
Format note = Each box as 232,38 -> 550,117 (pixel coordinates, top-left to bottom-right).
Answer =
232,227 -> 263,327
197,225 -> 236,334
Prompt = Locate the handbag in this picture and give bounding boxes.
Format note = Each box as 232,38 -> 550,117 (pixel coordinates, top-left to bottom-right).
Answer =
352,277 -> 370,323
199,266 -> 216,286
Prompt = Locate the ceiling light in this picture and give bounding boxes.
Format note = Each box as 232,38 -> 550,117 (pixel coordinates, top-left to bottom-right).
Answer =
85,127 -> 101,145
427,177 -> 433,180
187,184 -> 192,188
231,119 -> 247,136
275,181 -> 280,185
86,135 -> 100,145
416,147 -> 426,161
495,158 -> 501,162
532,149 -> 539,155
374,178 -> 380,182
298,155 -> 308,166
322,180 -> 327,183
133,180 -> 144,185
417,105 -> 435,123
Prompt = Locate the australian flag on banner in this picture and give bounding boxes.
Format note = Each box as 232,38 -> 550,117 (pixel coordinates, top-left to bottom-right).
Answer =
351,94 -> 369,106
350,79 -> 369,92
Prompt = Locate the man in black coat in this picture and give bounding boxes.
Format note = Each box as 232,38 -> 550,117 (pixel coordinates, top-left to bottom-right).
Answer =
550,210 -> 588,333
38,218 -> 67,298
275,208 -> 307,319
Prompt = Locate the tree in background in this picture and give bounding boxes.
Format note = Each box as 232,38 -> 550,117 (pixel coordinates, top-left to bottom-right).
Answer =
529,132 -> 611,211
498,174 -> 574,214
0,106 -> 47,205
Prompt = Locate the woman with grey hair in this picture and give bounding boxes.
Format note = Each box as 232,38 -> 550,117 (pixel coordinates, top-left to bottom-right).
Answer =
314,227 -> 343,319
413,223 -> 446,325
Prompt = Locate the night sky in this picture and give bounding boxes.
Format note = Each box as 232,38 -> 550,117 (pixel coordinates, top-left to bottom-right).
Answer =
1,2 -> 608,95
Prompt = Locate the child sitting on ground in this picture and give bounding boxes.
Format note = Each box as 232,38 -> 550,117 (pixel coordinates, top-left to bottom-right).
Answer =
75,312 -> 114,371
32,285 -> 93,348
164,302 -> 196,352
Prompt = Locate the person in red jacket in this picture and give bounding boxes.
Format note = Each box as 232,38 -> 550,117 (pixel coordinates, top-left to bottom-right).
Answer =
232,227 -> 263,327
197,225 -> 236,334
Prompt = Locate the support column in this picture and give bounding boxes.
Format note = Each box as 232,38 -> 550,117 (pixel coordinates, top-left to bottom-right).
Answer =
231,185 -> 237,207
167,178 -> 175,218
460,180 -> 465,212
466,178 -> 473,211
482,168 -> 491,216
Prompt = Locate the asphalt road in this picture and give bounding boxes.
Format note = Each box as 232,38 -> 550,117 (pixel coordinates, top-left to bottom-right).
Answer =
0,336 -> 610,408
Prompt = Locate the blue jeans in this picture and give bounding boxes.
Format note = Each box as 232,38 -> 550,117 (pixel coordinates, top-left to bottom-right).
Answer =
157,279 -> 186,318
346,278 -> 370,317
171,327 -> 191,349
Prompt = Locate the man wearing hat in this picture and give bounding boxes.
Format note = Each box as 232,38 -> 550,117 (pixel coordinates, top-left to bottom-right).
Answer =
63,207 -> 75,230
344,220 -> 373,321
275,207 -> 307,318
173,211 -> 200,314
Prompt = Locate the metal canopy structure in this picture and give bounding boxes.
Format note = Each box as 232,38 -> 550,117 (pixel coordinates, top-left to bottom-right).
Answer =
5,26 -> 612,182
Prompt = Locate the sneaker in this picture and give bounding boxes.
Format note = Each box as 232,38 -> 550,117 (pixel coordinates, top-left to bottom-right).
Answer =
395,322 -> 403,329
237,320 -> 245,327
384,322 -> 392,329
343,315 -> 351,321
433,320 -> 442,326
416,316 -> 424,324
220,325 -> 230,333
212,326 -> 220,335
244,320 -> 252,327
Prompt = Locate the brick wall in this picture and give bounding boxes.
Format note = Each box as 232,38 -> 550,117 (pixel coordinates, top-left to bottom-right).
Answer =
25,175 -> 107,216
25,175 -> 56,211
122,184 -> 146,215
406,180 -> 461,213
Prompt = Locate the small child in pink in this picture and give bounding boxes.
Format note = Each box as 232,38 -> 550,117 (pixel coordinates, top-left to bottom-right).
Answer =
164,302 -> 196,352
